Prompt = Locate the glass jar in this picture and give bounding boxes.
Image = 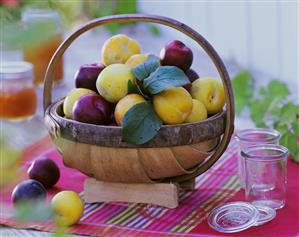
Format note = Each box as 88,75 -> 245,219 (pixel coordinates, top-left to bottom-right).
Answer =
21,8 -> 64,86
242,144 -> 288,209
235,128 -> 281,188
0,61 -> 37,121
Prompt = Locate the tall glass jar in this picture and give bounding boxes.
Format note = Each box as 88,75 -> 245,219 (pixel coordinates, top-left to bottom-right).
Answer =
242,144 -> 288,209
235,128 -> 281,189
21,8 -> 64,86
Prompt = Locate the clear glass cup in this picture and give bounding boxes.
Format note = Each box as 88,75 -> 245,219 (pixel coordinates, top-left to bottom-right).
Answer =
0,61 -> 37,121
242,144 -> 288,209
21,8 -> 64,86
235,128 -> 281,188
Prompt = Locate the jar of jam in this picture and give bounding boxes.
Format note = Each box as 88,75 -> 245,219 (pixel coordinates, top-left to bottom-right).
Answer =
0,61 -> 37,121
22,8 -> 64,86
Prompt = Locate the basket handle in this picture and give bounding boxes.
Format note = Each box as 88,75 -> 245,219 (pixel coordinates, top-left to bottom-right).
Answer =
43,14 -> 234,177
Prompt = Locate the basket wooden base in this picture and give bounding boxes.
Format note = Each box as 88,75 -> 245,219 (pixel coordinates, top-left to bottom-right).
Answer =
83,178 -> 195,208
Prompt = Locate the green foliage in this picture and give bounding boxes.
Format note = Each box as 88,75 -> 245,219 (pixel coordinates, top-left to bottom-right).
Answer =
143,66 -> 190,94
0,0 -> 80,25
232,71 -> 299,162
15,201 -> 53,222
231,71 -> 254,114
132,55 -> 160,81
127,80 -> 147,98
128,80 -> 141,94
122,102 -> 162,144
0,141 -> 20,187
124,57 -> 192,144
293,120 -> 299,136
150,25 -> 161,35
1,0 -> 160,36
81,0 -> 138,34
52,232 -> 71,237
1,1 -> 79,49
0,4 -> 21,22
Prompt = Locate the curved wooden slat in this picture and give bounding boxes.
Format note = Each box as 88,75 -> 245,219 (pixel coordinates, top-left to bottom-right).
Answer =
171,138 -> 218,170
89,146 -> 152,183
138,147 -> 189,179
54,137 -> 93,176
46,100 -> 225,148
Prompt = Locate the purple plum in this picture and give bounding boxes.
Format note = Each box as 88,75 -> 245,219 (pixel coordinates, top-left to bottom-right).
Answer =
72,94 -> 112,125
183,68 -> 200,91
11,179 -> 46,205
75,63 -> 105,92
185,68 -> 199,82
27,157 -> 60,189
160,40 -> 193,71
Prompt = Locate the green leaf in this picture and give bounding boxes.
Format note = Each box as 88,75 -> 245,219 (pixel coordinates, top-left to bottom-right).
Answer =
132,54 -> 160,81
279,103 -> 299,125
274,123 -> 288,135
279,133 -> 288,148
143,66 -> 190,94
231,71 -> 254,114
15,201 -> 53,222
271,105 -> 282,120
280,132 -> 299,157
258,87 -> 267,96
235,96 -> 247,115
294,152 -> 299,163
52,232 -> 71,237
122,102 -> 162,144
268,80 -> 290,100
231,70 -> 299,163
249,100 -> 267,127
117,0 -> 138,13
52,228 -> 72,237
149,25 -> 160,35
127,80 -> 147,98
105,23 -> 120,35
128,80 -> 141,94
292,120 -> 299,136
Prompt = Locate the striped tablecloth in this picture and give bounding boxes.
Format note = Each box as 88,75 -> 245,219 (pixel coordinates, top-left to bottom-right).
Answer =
1,136 -> 241,236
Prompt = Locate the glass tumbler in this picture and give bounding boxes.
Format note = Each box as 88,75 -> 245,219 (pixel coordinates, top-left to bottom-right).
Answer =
242,145 -> 288,209
0,61 -> 37,121
235,128 -> 280,188
22,8 -> 64,86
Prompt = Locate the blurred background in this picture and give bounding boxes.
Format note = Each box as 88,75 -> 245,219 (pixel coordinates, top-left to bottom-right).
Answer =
141,1 -> 298,97
2,1 -> 298,92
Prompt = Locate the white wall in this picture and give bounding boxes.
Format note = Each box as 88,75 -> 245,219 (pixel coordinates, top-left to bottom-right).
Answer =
139,0 -> 298,100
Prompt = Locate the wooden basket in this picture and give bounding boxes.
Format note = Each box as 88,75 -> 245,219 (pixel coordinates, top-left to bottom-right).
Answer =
43,14 -> 234,207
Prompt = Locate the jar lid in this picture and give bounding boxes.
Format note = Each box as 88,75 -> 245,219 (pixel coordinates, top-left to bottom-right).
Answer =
235,128 -> 281,144
0,61 -> 33,80
208,202 -> 276,233
241,144 -> 289,162
254,205 -> 276,226
208,201 -> 259,233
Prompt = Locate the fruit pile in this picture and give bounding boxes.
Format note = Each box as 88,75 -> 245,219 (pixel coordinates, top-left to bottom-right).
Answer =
11,157 -> 83,227
63,34 -> 225,144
